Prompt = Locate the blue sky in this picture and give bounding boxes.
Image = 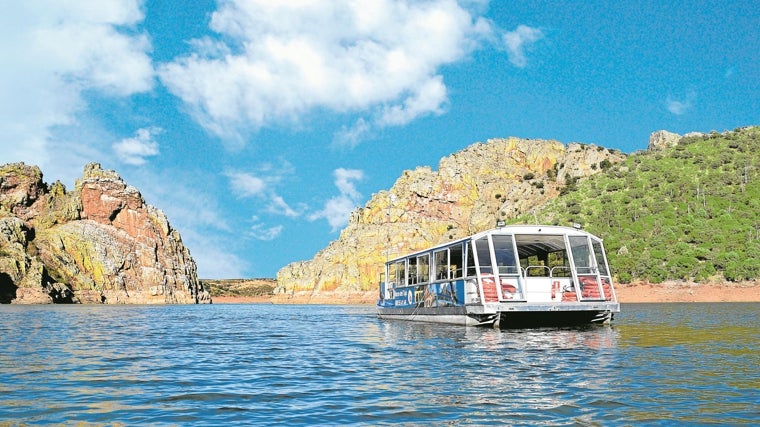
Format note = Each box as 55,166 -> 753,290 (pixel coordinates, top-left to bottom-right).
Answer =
1,1 -> 757,279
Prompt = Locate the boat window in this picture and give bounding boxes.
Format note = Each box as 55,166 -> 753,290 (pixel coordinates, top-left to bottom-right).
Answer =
417,254 -> 430,284
387,263 -> 396,287
434,249 -> 448,280
492,234 -> 519,275
465,242 -> 476,277
515,234 -> 569,277
475,237 -> 493,275
592,239 -> 609,276
393,260 -> 406,287
450,243 -> 464,279
569,236 -> 594,275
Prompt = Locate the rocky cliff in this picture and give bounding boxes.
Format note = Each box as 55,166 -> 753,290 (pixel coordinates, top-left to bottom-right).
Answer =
276,137 -> 626,297
0,162 -> 210,304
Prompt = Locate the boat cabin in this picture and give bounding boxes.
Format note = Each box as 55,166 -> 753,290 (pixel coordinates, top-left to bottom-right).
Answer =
377,225 -> 618,327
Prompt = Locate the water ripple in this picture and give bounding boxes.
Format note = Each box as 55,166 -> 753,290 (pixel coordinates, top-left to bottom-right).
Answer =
0,303 -> 758,425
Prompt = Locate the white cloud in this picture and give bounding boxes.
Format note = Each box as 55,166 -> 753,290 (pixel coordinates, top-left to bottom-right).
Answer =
113,127 -> 161,166
311,196 -> 360,232
225,166 -> 304,220
502,24 -> 544,67
334,168 -> 364,200
666,93 -> 696,115
309,168 -> 365,231
267,195 -> 300,218
226,171 -> 268,198
333,118 -> 371,148
0,2 -> 154,175
248,222 -> 284,241
378,76 -> 448,126
158,0 -> 493,145
666,99 -> 690,115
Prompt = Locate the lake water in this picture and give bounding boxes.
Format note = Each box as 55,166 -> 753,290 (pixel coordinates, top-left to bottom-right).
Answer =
1,303 -> 758,426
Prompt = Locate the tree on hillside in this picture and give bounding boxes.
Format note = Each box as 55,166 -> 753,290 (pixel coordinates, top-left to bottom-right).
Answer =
517,126 -> 760,284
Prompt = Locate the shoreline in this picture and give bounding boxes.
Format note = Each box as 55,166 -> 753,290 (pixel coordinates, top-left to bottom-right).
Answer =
212,281 -> 760,304
612,281 -> 760,303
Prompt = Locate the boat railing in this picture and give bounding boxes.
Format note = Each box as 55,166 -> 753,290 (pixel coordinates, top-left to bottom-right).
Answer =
473,265 -> 597,304
550,266 -> 572,277
523,266 -> 573,278
519,266 -> 601,303
524,266 -> 551,277
467,269 -> 525,303
461,267 -> 616,305
497,265 -> 520,275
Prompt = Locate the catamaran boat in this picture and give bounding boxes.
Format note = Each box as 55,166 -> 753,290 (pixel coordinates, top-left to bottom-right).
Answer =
377,224 -> 620,328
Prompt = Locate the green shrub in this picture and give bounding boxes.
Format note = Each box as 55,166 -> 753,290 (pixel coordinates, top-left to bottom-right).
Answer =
513,126 -> 760,283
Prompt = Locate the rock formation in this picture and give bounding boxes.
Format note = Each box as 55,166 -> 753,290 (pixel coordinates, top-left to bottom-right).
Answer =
648,130 -> 682,151
0,162 -> 210,304
276,137 -> 626,297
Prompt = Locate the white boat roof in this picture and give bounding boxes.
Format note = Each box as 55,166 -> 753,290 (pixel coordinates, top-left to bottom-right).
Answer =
388,224 -> 603,262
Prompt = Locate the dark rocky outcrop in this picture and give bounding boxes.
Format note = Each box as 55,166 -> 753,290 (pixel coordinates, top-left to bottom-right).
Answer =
0,162 -> 210,304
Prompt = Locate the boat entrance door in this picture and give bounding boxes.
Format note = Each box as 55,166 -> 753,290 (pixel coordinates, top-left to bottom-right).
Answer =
472,234 -> 524,302
568,235 -> 610,301
514,234 -> 573,302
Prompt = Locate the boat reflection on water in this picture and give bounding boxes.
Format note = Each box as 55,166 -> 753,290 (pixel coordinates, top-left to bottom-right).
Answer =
374,319 -> 622,424
378,315 -> 619,350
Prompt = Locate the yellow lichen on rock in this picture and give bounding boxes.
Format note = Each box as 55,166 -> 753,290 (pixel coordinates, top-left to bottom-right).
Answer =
276,136 -> 626,298
0,162 -> 210,304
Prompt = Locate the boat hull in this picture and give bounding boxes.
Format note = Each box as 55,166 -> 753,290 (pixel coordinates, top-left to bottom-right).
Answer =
494,309 -> 613,328
377,302 -> 618,328
377,306 -> 494,326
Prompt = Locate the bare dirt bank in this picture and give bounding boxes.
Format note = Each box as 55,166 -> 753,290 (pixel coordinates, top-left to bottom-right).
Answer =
212,281 -> 760,304
614,281 -> 760,303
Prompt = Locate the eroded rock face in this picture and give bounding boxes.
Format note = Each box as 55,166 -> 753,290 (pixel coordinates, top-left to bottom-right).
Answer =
0,162 -> 210,304
648,130 -> 682,151
276,137 -> 626,296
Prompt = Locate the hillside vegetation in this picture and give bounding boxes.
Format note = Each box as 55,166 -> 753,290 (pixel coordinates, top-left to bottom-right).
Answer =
522,126 -> 760,283
202,278 -> 276,297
